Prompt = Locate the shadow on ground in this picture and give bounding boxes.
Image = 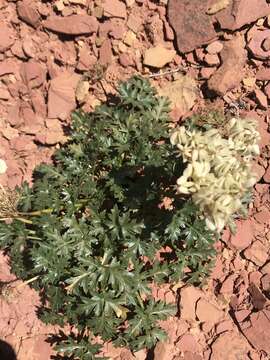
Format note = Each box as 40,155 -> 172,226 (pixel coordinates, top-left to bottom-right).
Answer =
0,339 -> 17,360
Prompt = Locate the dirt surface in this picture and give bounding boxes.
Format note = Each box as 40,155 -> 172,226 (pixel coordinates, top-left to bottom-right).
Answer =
1,0 -> 270,359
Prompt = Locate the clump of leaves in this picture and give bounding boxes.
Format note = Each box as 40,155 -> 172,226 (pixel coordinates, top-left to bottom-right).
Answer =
0,77 -> 216,359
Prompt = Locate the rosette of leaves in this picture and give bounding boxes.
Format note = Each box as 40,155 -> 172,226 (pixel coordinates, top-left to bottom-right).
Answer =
0,77 -> 216,359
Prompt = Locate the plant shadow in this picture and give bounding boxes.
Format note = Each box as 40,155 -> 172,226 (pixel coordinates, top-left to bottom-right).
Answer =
0,339 -> 17,360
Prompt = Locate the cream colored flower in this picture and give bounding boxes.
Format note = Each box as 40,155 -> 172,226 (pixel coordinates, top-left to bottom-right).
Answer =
170,117 -> 260,233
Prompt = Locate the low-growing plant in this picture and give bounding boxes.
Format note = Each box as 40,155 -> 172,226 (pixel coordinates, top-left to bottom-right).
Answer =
0,76 -> 257,359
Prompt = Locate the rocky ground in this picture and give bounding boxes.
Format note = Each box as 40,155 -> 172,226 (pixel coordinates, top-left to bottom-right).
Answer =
0,0 -> 270,359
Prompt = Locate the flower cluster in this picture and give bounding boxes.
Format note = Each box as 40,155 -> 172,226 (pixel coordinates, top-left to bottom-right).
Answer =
171,117 -> 260,232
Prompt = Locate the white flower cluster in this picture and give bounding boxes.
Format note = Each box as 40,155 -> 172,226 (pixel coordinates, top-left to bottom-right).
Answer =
171,118 -> 260,232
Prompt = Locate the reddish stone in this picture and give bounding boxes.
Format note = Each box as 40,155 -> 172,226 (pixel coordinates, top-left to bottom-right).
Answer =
253,208 -> 270,225
177,334 -> 200,353
43,15 -> 98,35
248,283 -> 267,310
247,28 -> 270,60
263,165 -> 270,183
0,59 -> 19,76
17,0 -> 40,28
0,23 -> 15,52
109,19 -> 126,39
256,67 -> 270,81
167,0 -> 216,53
252,162 -> 266,181
127,13 -> 142,33
47,71 -> 80,120
235,309 -> 251,323
242,310 -> 270,353
179,286 -> 203,320
229,219 -> 254,250
77,45 -> 97,71
254,88 -> 268,109
215,320 -> 234,334
219,274 -> 236,295
249,271 -> 262,287
103,0 -> 127,19
261,274 -> 270,291
210,331 -> 250,359
20,61 -> 47,89
119,53 -> 134,67
206,41 -> 223,54
243,240 -> 268,266
215,0 -> 270,31
204,53 -> 220,67
99,39 -> 113,66
200,67 -> 216,79
208,35 -> 247,95
196,298 -> 224,323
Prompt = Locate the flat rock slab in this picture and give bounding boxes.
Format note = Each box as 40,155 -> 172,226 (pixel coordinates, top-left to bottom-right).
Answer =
242,310 -> 270,353
43,15 -> 98,35
208,35 -> 247,95
215,0 -> 270,31
47,72 -> 80,120
167,0 -> 216,53
210,331 -> 250,359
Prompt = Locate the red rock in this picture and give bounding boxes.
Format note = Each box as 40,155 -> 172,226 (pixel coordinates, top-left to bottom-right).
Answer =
247,28 -> 270,60
215,0 -> 270,31
48,72 -> 79,120
242,310 -> 270,353
206,41 -> 223,54
208,35 -> 247,95
215,320 -> 234,334
0,87 -> 10,100
20,61 -> 47,89
264,82 -> 270,100
254,88 -> 268,109
256,67 -> 270,81
243,240 -> 268,266
261,274 -> 270,291
31,90 -> 47,118
249,271 -> 262,287
0,23 -> 16,52
235,309 -> 251,323
248,283 -> 267,310
252,162 -> 266,181
195,48 -> 205,62
22,37 -> 37,58
261,261 -> 270,275
109,19 -> 126,40
127,13 -> 142,33
0,59 -> 18,76
179,286 -> 203,320
11,40 -> 27,60
200,67 -> 216,79
99,39 -> 113,66
210,331 -> 250,359
229,219 -> 254,250
43,15 -> 98,35
263,165 -> 270,183
219,274 -> 236,295
253,207 -> 270,225
17,0 -> 40,28
77,45 -> 97,71
167,0 -> 216,53
177,334 -> 200,353
204,53 -> 220,66
103,0 -> 127,19
119,53 -> 134,67
196,298 -> 224,323
164,20 -> 174,41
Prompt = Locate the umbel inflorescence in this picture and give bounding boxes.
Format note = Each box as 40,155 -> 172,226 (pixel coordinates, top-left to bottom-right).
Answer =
171,117 -> 260,233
